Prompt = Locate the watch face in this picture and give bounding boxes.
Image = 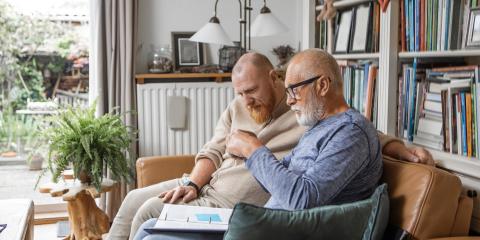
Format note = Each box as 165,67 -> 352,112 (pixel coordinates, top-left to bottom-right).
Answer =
182,177 -> 190,186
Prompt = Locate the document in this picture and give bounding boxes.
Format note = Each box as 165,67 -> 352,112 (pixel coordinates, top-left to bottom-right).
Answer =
145,204 -> 233,233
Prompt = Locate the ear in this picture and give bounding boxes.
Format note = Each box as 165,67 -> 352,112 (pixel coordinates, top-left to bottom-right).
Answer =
315,77 -> 330,97
269,69 -> 277,86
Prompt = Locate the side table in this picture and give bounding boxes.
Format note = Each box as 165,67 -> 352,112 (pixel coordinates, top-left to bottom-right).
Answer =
0,199 -> 34,240
39,179 -> 116,240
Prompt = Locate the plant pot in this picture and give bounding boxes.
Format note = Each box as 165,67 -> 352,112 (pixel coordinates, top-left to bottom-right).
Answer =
78,170 -> 92,185
28,153 -> 44,171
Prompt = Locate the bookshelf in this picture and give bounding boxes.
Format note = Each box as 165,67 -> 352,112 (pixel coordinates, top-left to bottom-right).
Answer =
315,0 -> 372,10
333,53 -> 379,59
313,0 -> 480,232
399,50 -> 480,58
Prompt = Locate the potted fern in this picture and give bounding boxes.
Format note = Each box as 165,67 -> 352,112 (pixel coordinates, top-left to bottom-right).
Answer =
45,102 -> 134,190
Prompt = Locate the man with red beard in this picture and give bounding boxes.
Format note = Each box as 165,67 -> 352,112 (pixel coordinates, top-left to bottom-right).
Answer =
107,52 -> 433,240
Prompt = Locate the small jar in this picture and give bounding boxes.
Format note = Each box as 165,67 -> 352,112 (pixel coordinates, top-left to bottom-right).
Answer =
147,44 -> 173,73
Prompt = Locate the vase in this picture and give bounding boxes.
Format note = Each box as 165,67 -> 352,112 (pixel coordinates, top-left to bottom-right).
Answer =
28,153 -> 44,171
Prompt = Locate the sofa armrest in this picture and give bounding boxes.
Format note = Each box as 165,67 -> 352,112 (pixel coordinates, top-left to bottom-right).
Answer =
136,155 -> 196,188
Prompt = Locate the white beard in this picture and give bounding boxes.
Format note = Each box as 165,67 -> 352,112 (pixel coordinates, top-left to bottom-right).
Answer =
291,91 -> 325,127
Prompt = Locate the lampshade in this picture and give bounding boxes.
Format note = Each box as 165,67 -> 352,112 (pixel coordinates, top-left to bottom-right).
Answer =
250,7 -> 288,37
190,17 -> 235,46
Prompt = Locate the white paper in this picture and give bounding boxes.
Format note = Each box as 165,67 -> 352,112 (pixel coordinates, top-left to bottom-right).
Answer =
152,204 -> 233,232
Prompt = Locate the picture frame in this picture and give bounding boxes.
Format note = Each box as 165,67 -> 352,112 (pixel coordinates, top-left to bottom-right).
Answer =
334,8 -> 354,54
171,32 -> 204,69
349,3 -> 373,53
466,8 -> 480,49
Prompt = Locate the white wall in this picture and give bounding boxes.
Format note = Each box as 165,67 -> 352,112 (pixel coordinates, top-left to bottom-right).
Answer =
136,0 -> 303,73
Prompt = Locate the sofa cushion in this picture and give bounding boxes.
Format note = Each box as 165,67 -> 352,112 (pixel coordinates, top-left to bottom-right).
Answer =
224,183 -> 389,240
381,157 -> 464,239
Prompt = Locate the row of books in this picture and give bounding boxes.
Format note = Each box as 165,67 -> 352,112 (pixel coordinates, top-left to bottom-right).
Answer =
398,63 -> 480,158
400,0 -> 469,52
338,61 -> 378,124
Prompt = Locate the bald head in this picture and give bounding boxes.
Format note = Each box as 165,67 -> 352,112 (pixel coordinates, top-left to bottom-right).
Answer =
232,52 -> 274,76
287,49 -> 343,92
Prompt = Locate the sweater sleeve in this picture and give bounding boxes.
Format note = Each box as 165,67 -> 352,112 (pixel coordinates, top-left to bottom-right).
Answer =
246,124 -> 373,210
195,105 -> 232,169
378,131 -> 403,151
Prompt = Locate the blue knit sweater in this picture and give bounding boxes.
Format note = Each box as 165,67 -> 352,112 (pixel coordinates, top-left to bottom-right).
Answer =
246,108 -> 383,210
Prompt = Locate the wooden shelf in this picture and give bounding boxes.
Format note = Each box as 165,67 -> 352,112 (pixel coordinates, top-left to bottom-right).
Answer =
332,53 -> 379,60
405,141 -> 480,180
429,149 -> 480,180
135,73 -> 231,84
399,50 -> 480,58
316,0 -> 371,10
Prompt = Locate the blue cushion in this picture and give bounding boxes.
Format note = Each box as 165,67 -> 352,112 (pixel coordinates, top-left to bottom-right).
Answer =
224,183 -> 389,240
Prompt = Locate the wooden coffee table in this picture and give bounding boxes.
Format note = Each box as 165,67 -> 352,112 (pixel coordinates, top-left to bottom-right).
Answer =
0,199 -> 34,240
40,179 -> 115,240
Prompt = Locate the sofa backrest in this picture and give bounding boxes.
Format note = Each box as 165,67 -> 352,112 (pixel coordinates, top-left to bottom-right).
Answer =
381,156 -> 472,239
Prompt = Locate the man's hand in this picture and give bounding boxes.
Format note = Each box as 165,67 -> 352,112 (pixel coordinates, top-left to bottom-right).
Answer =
226,130 -> 263,158
159,186 -> 198,204
406,146 -> 435,166
383,141 -> 435,166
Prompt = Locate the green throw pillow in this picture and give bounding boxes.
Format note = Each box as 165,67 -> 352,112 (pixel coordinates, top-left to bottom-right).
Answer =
224,183 -> 389,240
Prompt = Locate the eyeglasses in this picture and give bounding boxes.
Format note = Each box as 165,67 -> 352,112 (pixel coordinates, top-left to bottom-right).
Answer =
285,75 -> 321,100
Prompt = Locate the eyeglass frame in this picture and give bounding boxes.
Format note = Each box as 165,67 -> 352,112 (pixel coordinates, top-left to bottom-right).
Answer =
285,75 -> 323,100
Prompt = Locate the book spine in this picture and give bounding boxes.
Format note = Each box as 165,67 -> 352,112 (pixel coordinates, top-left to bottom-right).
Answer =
461,92 -> 467,156
457,93 -> 463,155
416,0 -> 420,51
401,0 -> 406,52
467,93 -> 472,157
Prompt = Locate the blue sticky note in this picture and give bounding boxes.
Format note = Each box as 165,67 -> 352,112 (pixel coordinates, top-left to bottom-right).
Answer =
195,214 -> 222,222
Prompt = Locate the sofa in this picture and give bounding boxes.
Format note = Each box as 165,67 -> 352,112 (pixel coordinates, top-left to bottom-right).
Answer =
136,155 -> 478,239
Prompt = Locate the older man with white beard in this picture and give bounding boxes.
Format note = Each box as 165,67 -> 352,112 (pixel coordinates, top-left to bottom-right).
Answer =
226,49 -> 382,210
109,52 -> 434,240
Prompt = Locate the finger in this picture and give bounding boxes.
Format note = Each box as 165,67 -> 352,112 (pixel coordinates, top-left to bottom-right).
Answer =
170,187 -> 184,203
162,190 -> 174,202
183,190 -> 196,203
158,191 -> 168,198
403,150 -> 420,163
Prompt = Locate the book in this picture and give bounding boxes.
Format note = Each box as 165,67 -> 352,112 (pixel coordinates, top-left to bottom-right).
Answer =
145,204 -> 233,233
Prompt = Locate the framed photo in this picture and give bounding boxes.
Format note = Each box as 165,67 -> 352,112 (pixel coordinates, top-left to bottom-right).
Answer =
349,3 -> 373,53
466,8 -> 480,48
334,8 -> 354,54
171,32 -> 204,69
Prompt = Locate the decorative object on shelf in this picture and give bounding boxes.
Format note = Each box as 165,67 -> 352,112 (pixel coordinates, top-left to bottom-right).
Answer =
147,44 -> 173,73
466,8 -> 480,49
189,0 -> 288,51
219,42 -> 246,72
350,3 -> 373,53
378,0 -> 390,13
334,8 -> 354,54
272,45 -> 296,69
171,32 -> 204,70
317,0 -> 337,21
43,101 -> 134,190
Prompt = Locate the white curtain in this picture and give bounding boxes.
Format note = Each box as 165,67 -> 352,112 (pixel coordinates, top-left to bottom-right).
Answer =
89,0 -> 139,219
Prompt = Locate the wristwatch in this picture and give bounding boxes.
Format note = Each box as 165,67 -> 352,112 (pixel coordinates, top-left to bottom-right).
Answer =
181,177 -> 200,194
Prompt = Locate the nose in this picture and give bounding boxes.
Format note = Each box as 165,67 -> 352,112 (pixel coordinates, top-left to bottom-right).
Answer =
286,95 -> 296,106
244,95 -> 255,106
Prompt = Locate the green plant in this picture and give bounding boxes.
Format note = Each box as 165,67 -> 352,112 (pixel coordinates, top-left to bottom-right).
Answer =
45,102 -> 134,190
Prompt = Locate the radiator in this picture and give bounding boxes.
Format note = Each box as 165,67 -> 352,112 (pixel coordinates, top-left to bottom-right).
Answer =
137,82 -> 235,157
